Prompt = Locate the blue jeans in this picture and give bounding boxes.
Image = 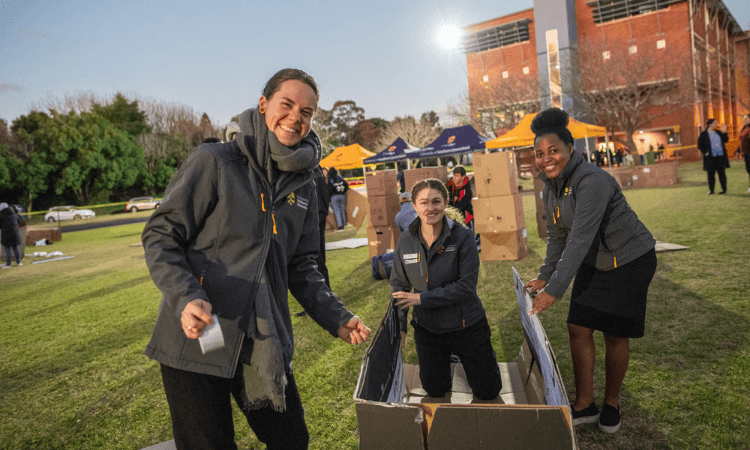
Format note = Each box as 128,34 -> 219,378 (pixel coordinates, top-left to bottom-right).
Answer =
3,245 -> 21,266
331,194 -> 347,228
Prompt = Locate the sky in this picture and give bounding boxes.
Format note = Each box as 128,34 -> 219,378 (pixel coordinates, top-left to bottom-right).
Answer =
1,0 -> 748,134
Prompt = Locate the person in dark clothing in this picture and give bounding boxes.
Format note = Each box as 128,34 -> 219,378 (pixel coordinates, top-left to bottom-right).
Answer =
0,203 -> 23,268
141,69 -> 370,450
397,170 -> 406,193
445,165 -> 474,229
738,114 -> 750,193
697,118 -> 730,195
390,178 -> 502,401
327,167 -> 348,230
297,166 -> 331,318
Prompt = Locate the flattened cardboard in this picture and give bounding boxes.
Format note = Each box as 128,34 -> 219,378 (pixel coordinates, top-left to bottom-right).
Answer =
356,402 -> 426,450
479,229 -> 529,261
367,225 -> 400,258
365,169 -> 399,196
346,188 -> 368,229
403,167 -> 449,193
473,194 -> 525,234
367,193 -> 400,226
473,151 -> 519,198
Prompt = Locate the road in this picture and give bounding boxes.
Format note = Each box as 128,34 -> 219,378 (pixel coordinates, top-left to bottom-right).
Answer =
58,215 -> 150,232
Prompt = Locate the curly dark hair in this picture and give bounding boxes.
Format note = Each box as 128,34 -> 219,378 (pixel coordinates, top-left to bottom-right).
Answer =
530,108 -> 574,146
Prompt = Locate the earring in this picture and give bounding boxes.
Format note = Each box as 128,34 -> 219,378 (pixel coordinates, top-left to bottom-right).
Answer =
259,106 -> 266,114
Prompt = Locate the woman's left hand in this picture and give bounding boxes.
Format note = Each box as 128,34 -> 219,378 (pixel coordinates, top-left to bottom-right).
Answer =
392,291 -> 421,309
529,291 -> 556,315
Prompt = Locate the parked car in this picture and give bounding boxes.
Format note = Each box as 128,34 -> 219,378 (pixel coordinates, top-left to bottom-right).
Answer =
44,206 -> 96,223
125,196 -> 161,213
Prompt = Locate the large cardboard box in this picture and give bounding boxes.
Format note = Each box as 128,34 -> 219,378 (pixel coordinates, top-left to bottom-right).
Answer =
368,193 -> 400,227
25,226 -> 62,245
473,151 -> 519,198
480,229 -> 529,261
403,167 -> 449,193
473,193 -> 525,234
365,170 -> 399,197
367,225 -> 400,258
346,188 -> 368,229
353,270 -> 576,449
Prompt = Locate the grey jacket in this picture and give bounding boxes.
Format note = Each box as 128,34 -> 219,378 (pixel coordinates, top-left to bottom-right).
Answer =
538,150 -> 655,299
142,134 -> 353,379
390,217 -> 487,335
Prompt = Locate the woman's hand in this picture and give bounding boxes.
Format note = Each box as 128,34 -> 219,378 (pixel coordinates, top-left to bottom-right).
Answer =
337,316 -> 372,344
181,299 -> 213,339
392,291 -> 421,309
523,278 -> 547,295
530,291 -> 556,315
400,331 -> 407,350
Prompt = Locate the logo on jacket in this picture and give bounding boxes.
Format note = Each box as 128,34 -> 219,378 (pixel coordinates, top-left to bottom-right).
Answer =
287,192 -> 296,205
437,246 -> 445,254
445,245 -> 456,252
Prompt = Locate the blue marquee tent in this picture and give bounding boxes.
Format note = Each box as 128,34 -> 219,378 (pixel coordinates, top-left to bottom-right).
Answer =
411,125 -> 488,159
363,137 -> 418,165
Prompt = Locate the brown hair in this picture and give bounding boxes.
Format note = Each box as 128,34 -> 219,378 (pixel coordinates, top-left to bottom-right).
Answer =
262,68 -> 319,102
452,165 -> 466,177
411,178 -> 449,204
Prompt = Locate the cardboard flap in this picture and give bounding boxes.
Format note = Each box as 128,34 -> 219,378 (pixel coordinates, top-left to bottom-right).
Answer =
427,406 -> 575,450
356,402 -> 426,450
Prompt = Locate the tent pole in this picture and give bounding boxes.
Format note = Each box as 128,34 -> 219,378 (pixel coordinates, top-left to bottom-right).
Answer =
585,135 -> 591,164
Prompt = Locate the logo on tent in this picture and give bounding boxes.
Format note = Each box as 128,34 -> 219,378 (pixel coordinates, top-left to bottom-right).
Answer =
387,146 -> 396,152
447,136 -> 456,144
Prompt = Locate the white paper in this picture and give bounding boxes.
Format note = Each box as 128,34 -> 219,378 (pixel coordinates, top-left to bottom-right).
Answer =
199,314 -> 225,354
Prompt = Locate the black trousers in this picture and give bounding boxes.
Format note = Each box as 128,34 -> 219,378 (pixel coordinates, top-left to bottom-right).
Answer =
707,166 -> 727,193
161,364 -> 309,450
412,317 -> 502,400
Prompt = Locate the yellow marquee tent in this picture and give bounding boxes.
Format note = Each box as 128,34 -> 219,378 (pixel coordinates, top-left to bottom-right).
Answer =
486,113 -> 606,149
320,143 -> 376,171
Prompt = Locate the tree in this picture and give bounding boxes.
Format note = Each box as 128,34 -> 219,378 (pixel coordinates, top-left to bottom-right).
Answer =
91,93 -> 151,137
460,75 -> 541,138
374,115 -> 443,151
355,118 -> 388,151
9,111 -> 59,211
331,100 -> 365,146
312,107 -> 338,156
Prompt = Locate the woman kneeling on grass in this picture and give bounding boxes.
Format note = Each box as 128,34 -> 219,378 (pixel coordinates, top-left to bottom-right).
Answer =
523,108 -> 656,434
142,68 -> 370,450
390,178 -> 502,402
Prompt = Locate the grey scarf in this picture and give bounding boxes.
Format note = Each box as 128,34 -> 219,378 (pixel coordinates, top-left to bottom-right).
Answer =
234,108 -> 321,411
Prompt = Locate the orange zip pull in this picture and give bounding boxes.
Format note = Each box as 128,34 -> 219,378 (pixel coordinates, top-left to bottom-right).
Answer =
426,272 -> 429,283
261,193 -> 266,212
272,214 -> 278,234
557,207 -> 560,218
200,276 -> 204,286
614,256 -> 617,268
462,319 -> 466,327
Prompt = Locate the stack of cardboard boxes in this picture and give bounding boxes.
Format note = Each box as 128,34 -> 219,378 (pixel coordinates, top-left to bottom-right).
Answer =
402,166 -> 449,194
365,170 -> 401,258
472,151 -> 529,261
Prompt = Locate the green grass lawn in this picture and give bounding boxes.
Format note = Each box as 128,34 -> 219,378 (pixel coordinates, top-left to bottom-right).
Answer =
1,161 -> 748,449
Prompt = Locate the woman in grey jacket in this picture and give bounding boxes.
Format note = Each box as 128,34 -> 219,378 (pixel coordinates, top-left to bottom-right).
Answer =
142,69 -> 370,450
390,178 -> 502,401
524,108 -> 656,434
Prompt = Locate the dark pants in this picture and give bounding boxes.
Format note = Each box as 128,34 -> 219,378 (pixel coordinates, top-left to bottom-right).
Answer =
3,245 -> 21,266
161,364 -> 309,450
707,166 -> 727,193
317,217 -> 330,287
412,317 -> 502,400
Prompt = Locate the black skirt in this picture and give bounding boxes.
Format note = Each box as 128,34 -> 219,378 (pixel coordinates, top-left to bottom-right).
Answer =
567,248 -> 657,338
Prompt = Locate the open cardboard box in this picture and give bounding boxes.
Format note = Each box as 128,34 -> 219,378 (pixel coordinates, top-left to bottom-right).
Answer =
354,268 -> 577,449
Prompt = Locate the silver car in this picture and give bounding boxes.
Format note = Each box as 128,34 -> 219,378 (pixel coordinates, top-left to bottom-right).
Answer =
44,206 -> 96,222
125,197 -> 161,213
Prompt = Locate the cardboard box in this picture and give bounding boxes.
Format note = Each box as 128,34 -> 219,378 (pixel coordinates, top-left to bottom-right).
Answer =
473,194 -> 525,234
480,229 -> 529,261
346,188 -> 368,229
403,167 -> 449,194
367,193 -> 400,226
25,226 -> 62,245
365,170 -> 399,197
367,225 -> 400,258
473,151 -> 519,198
536,209 -> 548,239
353,271 -> 576,449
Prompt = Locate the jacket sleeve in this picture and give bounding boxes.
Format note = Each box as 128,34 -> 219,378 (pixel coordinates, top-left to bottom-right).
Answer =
418,229 -> 480,309
287,186 -> 354,336
141,146 -> 217,318
454,183 -> 473,214
543,173 -> 613,299
389,234 -> 412,334
698,131 -> 710,156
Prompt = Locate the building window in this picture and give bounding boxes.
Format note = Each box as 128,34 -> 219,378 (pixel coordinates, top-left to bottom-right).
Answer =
657,39 -> 666,49
546,29 -> 562,109
502,71 -> 509,79
587,0 -> 681,24
629,45 -> 638,55
523,66 -> 530,75
462,18 -> 532,53
482,74 -> 489,83
602,50 -> 611,60
666,129 -> 680,144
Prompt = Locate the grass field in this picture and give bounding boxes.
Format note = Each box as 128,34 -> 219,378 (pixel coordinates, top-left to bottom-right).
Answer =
1,161 -> 748,449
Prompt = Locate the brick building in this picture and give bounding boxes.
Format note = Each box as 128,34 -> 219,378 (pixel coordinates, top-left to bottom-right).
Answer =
463,0 -> 749,159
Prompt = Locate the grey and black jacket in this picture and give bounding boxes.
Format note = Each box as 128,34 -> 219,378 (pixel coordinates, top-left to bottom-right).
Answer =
390,216 -> 487,335
142,128 -> 353,379
538,150 -> 655,299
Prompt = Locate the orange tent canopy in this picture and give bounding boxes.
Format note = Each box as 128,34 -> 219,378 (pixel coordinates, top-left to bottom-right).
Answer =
319,143 -> 376,171
486,113 -> 606,149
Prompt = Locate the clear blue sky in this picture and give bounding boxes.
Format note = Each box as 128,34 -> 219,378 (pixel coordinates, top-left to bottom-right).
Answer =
1,0 -> 748,131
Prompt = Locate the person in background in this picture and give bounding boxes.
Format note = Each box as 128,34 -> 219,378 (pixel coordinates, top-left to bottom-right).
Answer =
327,167 -> 348,230
394,191 -> 417,232
697,118 -> 730,195
390,178 -> 502,402
738,114 -> 750,193
142,68 -> 371,450
0,202 -> 23,268
445,165 -> 474,230
523,108 -> 656,434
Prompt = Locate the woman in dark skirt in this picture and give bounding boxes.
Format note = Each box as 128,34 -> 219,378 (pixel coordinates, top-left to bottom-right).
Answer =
523,108 -> 656,434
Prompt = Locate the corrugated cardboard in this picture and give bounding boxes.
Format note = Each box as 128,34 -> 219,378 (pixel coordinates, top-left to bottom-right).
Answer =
480,229 -> 529,261
473,151 -> 519,198
346,188 -> 368,229
367,193 -> 400,226
25,226 -> 61,245
365,170 -> 399,197
367,225 -> 400,258
403,167 -> 449,193
473,194 -> 525,234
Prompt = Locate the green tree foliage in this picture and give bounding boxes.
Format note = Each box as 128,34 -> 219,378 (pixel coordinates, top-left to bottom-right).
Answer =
331,100 -> 365,146
91,93 -> 151,137
9,111 -> 58,211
